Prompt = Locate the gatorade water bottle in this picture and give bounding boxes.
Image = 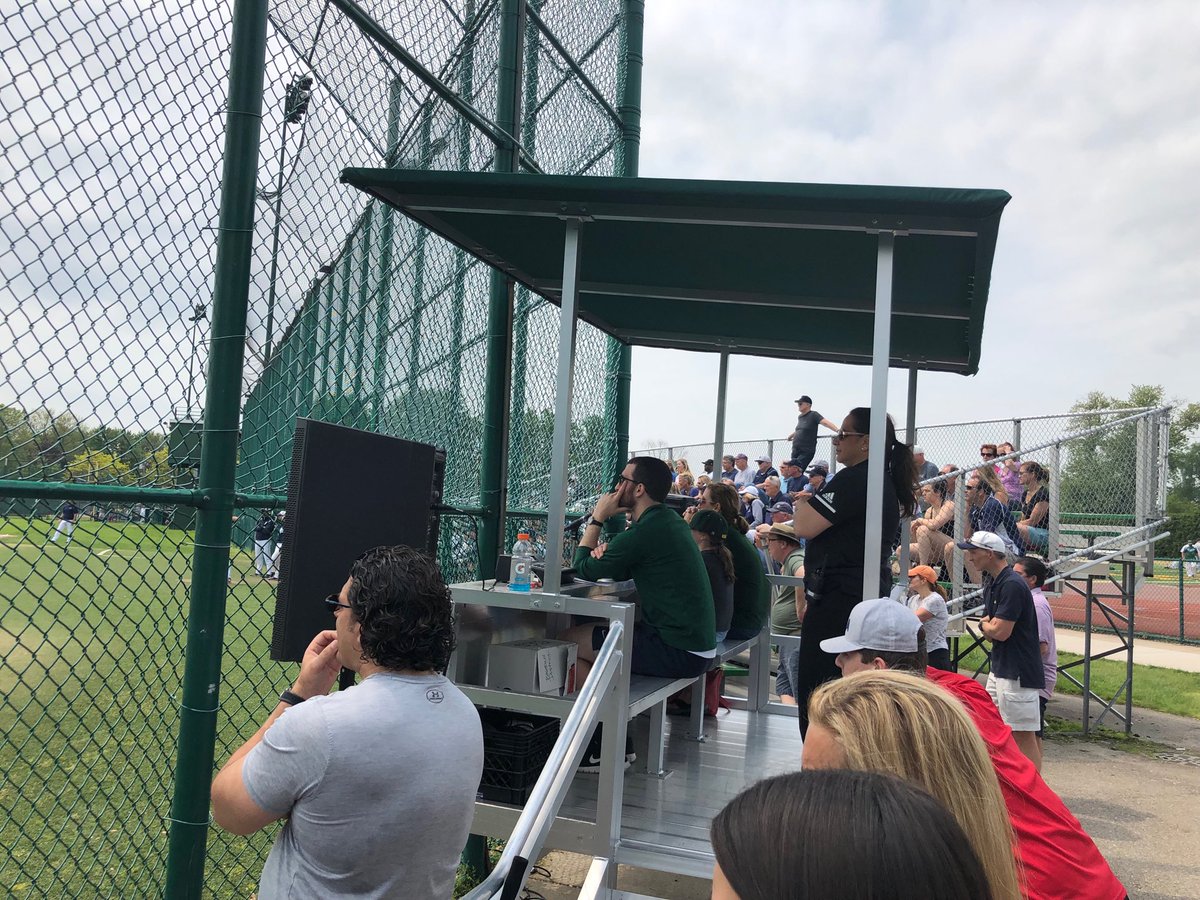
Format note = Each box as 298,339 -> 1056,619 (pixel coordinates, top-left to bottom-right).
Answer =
510,533 -> 533,592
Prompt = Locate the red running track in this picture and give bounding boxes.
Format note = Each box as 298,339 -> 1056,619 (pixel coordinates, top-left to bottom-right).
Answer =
1049,581 -> 1200,642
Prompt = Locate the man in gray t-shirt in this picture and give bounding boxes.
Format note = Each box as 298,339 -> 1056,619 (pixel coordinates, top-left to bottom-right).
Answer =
212,546 -> 483,899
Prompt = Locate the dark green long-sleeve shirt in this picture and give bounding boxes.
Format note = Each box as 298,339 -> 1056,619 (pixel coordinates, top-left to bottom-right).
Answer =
572,504 -> 716,652
727,530 -> 769,635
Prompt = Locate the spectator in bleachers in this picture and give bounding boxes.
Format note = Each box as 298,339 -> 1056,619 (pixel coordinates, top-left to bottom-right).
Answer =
910,480 -> 955,571
938,463 -> 959,499
765,523 -> 805,705
702,458 -> 715,477
1016,462 -> 1049,554
752,454 -> 778,485
673,458 -> 693,488
787,395 -> 839,471
943,474 -> 1023,584
759,475 -> 784,504
754,499 -> 796,546
691,481 -> 769,642
780,458 -> 808,496
794,461 -> 829,503
977,463 -> 1010,507
695,474 -> 711,495
996,442 -> 1022,504
1015,555 -> 1057,758
674,472 -> 699,497
732,453 -> 756,488
690,510 -> 736,643
905,565 -> 951,671
740,485 -> 767,528
719,454 -> 737,483
913,445 -> 938,482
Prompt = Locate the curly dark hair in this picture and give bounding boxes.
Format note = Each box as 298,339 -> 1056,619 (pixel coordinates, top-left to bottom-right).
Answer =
347,545 -> 456,672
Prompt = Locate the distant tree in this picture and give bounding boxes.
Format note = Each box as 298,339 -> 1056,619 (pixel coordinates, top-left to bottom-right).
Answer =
66,450 -> 133,485
1060,386 -> 1200,519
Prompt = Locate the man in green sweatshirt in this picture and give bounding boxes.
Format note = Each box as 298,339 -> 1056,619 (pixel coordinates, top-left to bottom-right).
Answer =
563,456 -> 717,683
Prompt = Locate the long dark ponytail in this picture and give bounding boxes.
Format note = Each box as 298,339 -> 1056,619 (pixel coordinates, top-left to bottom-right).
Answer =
846,407 -> 918,518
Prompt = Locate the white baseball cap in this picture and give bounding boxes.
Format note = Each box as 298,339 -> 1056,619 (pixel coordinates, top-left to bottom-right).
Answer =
955,530 -> 1006,554
820,597 -> 920,655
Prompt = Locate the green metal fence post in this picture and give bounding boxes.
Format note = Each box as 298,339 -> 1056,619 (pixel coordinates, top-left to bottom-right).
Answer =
163,0 -> 268,895
372,76 -> 403,430
353,206 -> 374,425
405,111 -> 433,413
465,0 -> 525,878
478,0 -> 525,571
603,0 -> 642,528
448,3 -> 476,421
1182,559 -> 1187,642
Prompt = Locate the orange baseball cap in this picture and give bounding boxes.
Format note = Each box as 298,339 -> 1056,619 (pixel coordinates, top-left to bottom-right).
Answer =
907,564 -> 940,584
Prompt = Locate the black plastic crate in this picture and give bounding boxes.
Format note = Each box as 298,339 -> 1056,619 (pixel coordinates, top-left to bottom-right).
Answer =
476,707 -> 560,805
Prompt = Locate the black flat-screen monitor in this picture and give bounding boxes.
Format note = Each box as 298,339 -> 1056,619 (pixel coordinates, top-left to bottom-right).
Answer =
269,418 -> 445,661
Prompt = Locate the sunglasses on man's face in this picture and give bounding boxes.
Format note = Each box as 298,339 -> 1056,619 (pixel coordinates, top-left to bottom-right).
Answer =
980,451 -> 996,458
325,593 -> 352,612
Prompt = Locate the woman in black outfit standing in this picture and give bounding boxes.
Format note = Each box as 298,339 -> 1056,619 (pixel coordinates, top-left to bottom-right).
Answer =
789,407 -> 917,736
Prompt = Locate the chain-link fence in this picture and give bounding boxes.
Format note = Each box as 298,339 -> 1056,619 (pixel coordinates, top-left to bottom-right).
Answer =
2,1 -> 637,894
636,406 -> 1187,638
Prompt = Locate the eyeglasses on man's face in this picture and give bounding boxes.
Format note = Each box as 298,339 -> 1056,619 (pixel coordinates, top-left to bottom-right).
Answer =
612,474 -> 643,491
831,430 -> 866,443
325,593 -> 352,612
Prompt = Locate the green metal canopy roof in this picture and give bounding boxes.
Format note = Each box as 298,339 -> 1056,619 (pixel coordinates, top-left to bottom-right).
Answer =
340,169 -> 1010,375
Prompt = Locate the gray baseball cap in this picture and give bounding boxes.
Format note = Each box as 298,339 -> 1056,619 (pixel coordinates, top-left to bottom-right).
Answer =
820,597 -> 920,655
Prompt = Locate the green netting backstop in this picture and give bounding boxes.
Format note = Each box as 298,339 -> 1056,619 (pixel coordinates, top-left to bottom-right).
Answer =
0,1 -> 641,895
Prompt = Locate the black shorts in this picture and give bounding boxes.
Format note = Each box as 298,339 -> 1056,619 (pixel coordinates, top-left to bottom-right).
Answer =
592,621 -> 711,679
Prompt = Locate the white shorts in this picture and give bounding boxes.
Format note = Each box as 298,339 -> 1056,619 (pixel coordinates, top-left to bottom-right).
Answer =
986,672 -> 1041,733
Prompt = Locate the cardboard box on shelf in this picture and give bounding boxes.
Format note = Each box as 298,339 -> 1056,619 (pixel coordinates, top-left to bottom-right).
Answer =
486,638 -> 578,696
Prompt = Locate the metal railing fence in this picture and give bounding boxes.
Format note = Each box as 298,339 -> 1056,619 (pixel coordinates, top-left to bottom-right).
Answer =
1,1 -> 640,895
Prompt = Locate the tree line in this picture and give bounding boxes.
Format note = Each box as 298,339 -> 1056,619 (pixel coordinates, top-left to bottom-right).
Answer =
0,404 -> 172,486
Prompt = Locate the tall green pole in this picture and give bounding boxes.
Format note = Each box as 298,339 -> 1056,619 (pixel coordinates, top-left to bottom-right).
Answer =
604,0 -> 642,523
508,3 -> 541,510
373,76 -> 403,430
164,1 -> 267,896
353,206 -> 373,426
478,0 -> 525,572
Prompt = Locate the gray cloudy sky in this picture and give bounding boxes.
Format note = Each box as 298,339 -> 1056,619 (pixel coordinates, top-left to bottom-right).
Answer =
628,0 -> 1200,450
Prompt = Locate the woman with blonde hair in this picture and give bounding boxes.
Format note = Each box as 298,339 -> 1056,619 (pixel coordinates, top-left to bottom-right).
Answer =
804,670 -> 1023,900
976,461 -> 1010,507
672,458 -> 692,488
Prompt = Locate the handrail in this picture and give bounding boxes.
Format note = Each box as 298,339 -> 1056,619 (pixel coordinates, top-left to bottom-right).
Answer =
631,407 -> 1161,457
947,524 -> 1170,622
461,620 -> 626,900
920,406 -> 1171,489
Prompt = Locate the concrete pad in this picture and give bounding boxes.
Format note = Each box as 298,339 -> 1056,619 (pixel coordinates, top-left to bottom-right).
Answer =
1054,628 -> 1200,674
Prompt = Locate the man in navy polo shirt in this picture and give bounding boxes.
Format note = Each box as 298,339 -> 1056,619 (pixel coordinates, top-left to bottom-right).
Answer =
780,459 -> 808,496
751,455 -> 778,486
958,530 -> 1045,772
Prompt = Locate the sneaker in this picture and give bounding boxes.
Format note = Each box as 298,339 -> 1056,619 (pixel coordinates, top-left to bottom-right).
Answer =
577,725 -> 632,774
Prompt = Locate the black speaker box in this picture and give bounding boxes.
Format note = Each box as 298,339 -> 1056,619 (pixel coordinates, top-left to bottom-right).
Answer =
269,418 -> 445,662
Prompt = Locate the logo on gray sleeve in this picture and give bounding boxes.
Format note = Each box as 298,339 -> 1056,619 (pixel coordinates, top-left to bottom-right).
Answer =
426,688 -> 445,704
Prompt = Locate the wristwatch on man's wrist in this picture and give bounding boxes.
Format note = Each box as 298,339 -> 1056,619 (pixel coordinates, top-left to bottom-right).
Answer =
280,689 -> 307,706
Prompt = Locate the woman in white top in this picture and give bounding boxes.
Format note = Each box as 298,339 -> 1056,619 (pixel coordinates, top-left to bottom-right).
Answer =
905,565 -> 950,671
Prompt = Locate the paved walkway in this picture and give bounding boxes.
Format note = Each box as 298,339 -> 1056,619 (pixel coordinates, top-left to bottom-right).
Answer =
1055,628 -> 1200,673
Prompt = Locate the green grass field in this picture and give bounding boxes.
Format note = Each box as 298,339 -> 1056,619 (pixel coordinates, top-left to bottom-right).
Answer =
1,515 -> 291,897
956,644 -> 1200,720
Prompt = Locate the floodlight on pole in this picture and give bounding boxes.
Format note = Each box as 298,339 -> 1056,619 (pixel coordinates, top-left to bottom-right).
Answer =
264,73 -> 314,365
